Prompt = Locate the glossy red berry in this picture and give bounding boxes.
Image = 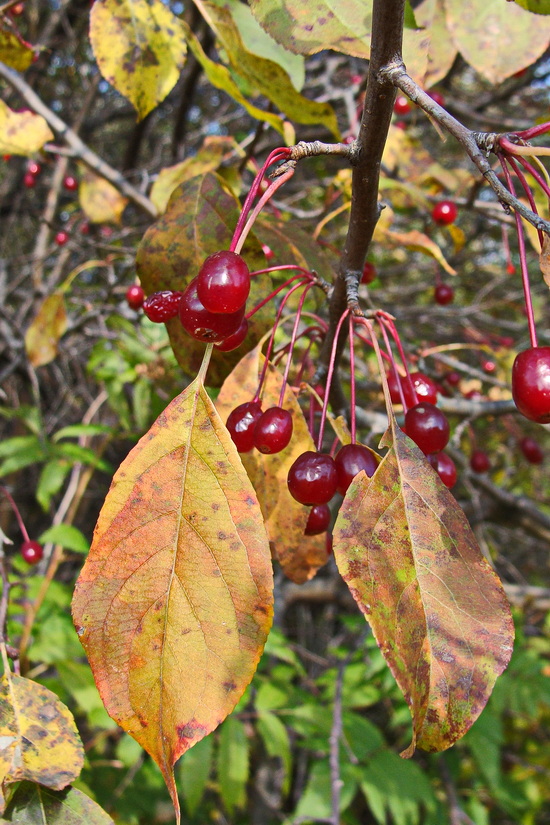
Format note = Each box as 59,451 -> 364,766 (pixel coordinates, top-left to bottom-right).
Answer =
470,449 -> 490,473
20,540 -> 43,565
434,283 -> 454,305
511,347 -> 550,423
394,95 -> 411,116
54,230 -> 69,246
305,504 -> 331,536
27,160 -> 41,176
253,407 -> 293,454
63,174 -> 78,192
143,290 -> 183,322
214,318 -> 249,352
432,200 -> 458,226
179,278 -> 245,343
226,402 -> 262,453
404,403 -> 450,454
361,262 -> 377,284
427,452 -> 457,488
387,371 -> 438,407
196,251 -> 250,314
519,436 -> 544,464
23,172 -> 36,188
126,284 -> 145,310
335,443 -> 378,495
287,451 -> 338,505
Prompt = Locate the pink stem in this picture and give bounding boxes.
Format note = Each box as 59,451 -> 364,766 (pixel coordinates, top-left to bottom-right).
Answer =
234,168 -> 295,255
317,309 -> 350,452
246,273 -> 308,319
250,265 -> 314,278
278,285 -> 314,408
0,486 -> 30,542
512,155 -> 550,202
515,121 -> 550,141
506,155 -> 544,248
377,319 -> 408,409
349,315 -> 357,444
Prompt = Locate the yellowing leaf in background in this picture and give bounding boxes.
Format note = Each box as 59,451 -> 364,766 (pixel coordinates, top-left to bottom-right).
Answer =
25,293 -> 68,368
79,170 -> 128,224
90,0 -> 187,120
0,100 -> 53,156
0,673 -> 84,812
0,25 -> 35,71
72,373 -> 273,822
333,419 -> 514,755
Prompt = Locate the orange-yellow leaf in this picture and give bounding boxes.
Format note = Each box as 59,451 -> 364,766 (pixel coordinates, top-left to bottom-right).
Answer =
0,25 -> 35,71
0,100 -> 53,156
383,228 -> 457,276
216,345 -> 329,584
333,418 -> 514,755
0,673 -> 84,812
25,293 -> 68,368
71,374 -> 273,820
79,170 -> 128,224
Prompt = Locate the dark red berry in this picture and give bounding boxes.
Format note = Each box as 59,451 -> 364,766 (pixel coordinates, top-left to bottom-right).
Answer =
100,225 -> 113,239
80,220 -> 90,235
361,262 -> 377,284
404,403 -> 450,454
55,230 -> 69,246
215,318 -> 249,352
445,371 -> 461,387
179,278 -> 245,343
335,443 -> 378,495
63,174 -> 78,192
20,540 -> 43,564
226,402 -> 262,453
511,347 -> 550,423
470,449 -> 490,473
519,436 -> 544,464
143,290 -> 183,323
305,504 -> 331,536
23,172 -> 36,188
427,452 -> 457,488
387,371 -> 438,407
434,283 -> 454,305
287,451 -> 338,505
432,200 -> 458,226
253,407 -> 293,454
126,284 -> 145,310
196,251 -> 250,314
394,95 -> 411,116
27,160 -> 41,176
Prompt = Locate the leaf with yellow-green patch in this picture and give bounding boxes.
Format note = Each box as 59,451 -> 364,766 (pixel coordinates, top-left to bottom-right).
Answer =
194,0 -> 340,138
150,136 -> 240,214
79,169 -> 128,224
2,781 -> 114,824
90,0 -> 187,120
0,25 -> 35,71
0,101 -> 53,156
136,171 -> 272,385
444,0 -> 549,84
71,366 -> 273,823
25,293 -> 68,368
216,345 -> 329,584
402,0 -> 458,89
0,673 -> 84,812
333,417 -> 514,755
508,0 -> 550,13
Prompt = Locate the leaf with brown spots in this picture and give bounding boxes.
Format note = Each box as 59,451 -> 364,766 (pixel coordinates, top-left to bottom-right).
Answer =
0,673 -> 84,813
0,101 -> 53,156
216,344 -> 329,584
90,0 -> 187,120
24,293 -> 68,368
71,368 -> 273,823
333,415 -> 514,755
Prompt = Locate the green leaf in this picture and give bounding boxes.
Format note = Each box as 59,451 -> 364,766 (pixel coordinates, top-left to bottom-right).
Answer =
0,436 -> 42,460
38,524 -> 89,554
0,443 -> 49,479
510,0 -> 550,12
90,0 -> 187,120
2,781 -> 114,824
342,711 -> 384,762
292,760 -> 359,821
36,461 -> 71,512
359,750 -> 436,825
403,0 -> 419,27
178,734 -> 213,815
0,405 -> 42,435
257,711 -> 292,792
52,425 -> 111,442
217,716 -> 249,815
53,442 -> 112,473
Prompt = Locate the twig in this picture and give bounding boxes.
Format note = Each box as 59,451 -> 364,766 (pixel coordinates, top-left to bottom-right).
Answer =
0,61 -> 158,219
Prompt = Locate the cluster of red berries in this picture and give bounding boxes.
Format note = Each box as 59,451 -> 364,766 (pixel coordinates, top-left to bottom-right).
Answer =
23,159 -> 41,189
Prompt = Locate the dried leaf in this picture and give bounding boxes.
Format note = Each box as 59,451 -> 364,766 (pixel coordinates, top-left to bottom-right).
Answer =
25,293 -> 68,368
79,170 -> 128,224
333,418 -> 514,754
0,101 -> 53,156
216,345 -> 328,584
0,673 -> 84,811
2,781 -> 114,824
0,25 -> 35,71
383,228 -> 457,276
540,234 -> 550,286
72,373 -> 273,820
90,0 -> 187,120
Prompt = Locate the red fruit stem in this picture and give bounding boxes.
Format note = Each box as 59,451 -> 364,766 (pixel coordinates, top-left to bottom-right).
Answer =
499,157 -> 538,348
506,155 -> 544,248
353,328 -> 392,364
512,154 -> 550,202
381,315 -> 417,408
514,121 -> 550,141
349,315 -> 357,444
229,148 -> 290,253
250,264 -> 314,278
356,318 -> 395,421
317,309 -> 350,451
0,486 -> 30,542
277,284 -> 315,407
252,279 -> 309,404
246,273 -> 308,319
376,319 -> 408,408
234,167 -> 295,255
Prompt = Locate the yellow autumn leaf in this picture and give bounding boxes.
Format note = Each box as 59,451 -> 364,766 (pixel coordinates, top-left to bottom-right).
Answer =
0,100 -> 53,156
25,293 -> 68,368
79,170 -> 128,224
0,25 -> 35,71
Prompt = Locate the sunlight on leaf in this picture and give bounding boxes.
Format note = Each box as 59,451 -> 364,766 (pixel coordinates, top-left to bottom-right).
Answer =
0,25 -> 35,71
25,293 -> 68,368
79,170 -> 128,224
0,101 -> 53,156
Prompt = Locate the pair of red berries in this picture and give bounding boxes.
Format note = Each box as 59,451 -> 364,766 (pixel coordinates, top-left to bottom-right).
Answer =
226,402 -> 293,455
287,443 -> 378,507
23,160 -> 42,189
387,370 -> 438,407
